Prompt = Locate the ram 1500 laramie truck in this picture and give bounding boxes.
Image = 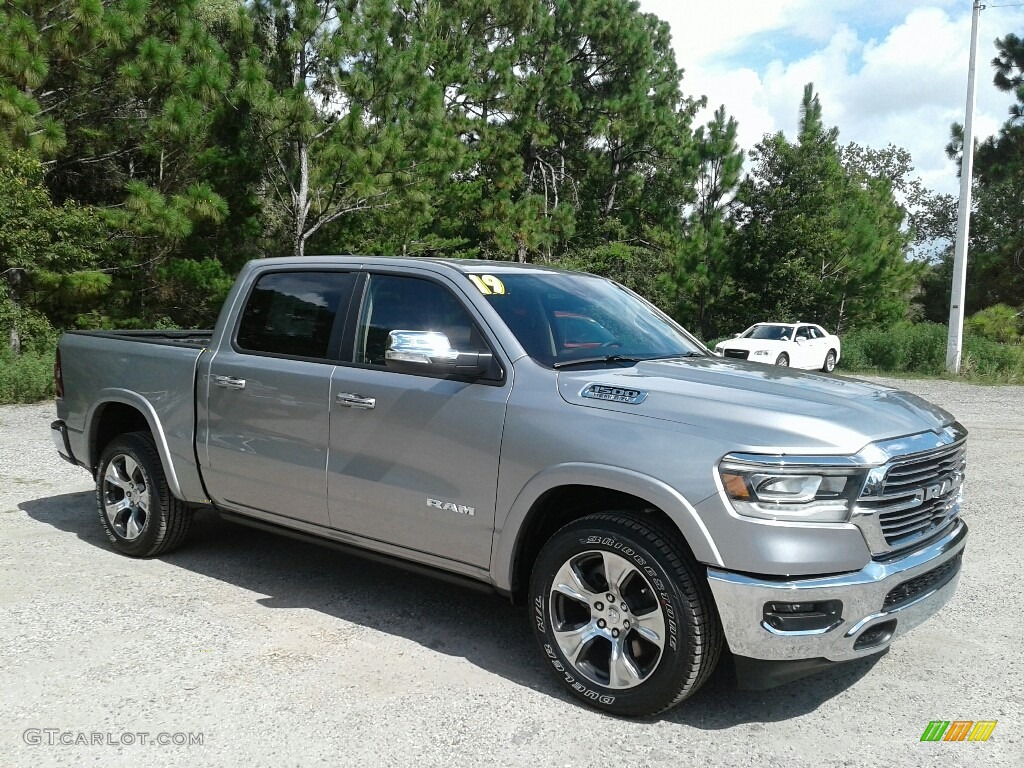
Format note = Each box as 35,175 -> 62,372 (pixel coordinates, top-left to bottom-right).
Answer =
51,256 -> 968,716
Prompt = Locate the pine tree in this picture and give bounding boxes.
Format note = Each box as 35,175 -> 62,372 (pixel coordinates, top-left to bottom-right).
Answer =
666,105 -> 743,338
731,84 -> 914,332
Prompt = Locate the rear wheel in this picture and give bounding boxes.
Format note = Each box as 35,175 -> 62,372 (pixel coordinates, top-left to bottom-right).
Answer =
775,353 -> 789,367
96,432 -> 192,557
821,349 -> 837,373
529,512 -> 721,717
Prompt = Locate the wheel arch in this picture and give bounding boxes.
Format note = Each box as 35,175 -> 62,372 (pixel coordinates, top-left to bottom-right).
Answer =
492,464 -> 723,601
86,390 -> 185,499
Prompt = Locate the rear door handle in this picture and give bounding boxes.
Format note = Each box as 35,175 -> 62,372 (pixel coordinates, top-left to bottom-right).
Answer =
214,376 -> 246,390
335,392 -> 375,410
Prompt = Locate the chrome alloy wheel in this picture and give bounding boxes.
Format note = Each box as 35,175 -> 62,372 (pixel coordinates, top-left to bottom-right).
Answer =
102,454 -> 150,541
549,550 -> 667,690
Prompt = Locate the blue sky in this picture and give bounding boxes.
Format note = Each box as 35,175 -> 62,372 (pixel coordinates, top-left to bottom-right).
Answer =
638,0 -> 1024,195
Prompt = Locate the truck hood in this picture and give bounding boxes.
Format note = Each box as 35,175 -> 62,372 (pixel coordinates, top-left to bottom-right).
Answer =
555,356 -> 954,455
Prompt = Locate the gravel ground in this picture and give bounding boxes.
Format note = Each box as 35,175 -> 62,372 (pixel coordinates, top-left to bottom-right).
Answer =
1,377 -> 1022,768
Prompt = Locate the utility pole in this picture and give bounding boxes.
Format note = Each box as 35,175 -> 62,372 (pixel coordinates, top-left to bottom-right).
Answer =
946,0 -> 984,374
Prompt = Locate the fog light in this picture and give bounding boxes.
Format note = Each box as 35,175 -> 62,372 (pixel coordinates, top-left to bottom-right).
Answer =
854,619 -> 896,650
763,600 -> 843,632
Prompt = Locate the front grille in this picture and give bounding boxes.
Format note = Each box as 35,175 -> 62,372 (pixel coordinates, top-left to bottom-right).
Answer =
723,349 -> 749,360
858,441 -> 966,554
883,552 -> 963,610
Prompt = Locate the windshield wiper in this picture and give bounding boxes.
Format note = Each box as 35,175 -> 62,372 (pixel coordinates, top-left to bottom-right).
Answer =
553,355 -> 644,369
644,352 -> 705,360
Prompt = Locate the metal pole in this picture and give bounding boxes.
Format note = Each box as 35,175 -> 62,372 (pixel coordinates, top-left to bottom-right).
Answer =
946,0 -> 984,373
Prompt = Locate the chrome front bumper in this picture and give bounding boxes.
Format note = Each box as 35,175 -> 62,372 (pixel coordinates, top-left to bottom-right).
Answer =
707,521 -> 967,662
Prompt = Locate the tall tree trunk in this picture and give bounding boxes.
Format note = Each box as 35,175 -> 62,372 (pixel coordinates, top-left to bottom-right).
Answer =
293,136 -> 309,258
4,268 -> 24,355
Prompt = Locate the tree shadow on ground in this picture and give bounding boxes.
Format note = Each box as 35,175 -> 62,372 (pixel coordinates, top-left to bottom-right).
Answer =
20,491 -> 881,727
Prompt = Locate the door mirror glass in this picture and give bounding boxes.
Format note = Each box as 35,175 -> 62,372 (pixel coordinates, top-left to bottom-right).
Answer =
386,330 -> 493,378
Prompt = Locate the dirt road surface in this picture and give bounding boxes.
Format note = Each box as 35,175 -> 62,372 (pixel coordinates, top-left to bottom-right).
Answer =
1,377 -> 1021,767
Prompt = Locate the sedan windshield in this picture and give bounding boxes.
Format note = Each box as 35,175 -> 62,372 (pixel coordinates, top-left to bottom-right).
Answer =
470,272 -> 704,368
742,324 -> 794,341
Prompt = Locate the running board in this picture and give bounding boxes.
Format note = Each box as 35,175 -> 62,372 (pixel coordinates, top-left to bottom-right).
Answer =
216,510 -> 496,595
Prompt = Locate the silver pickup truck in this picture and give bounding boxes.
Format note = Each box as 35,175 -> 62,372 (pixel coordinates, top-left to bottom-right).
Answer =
51,256 -> 967,716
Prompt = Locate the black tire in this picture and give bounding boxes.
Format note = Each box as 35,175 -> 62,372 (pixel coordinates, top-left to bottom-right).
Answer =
95,432 -> 192,557
821,349 -> 837,373
529,512 -> 722,717
775,353 -> 789,367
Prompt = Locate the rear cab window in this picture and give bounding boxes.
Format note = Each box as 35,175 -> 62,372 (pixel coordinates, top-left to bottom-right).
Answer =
236,271 -> 357,360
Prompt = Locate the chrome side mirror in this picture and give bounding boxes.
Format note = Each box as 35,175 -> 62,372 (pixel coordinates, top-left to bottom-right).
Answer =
385,330 -> 494,378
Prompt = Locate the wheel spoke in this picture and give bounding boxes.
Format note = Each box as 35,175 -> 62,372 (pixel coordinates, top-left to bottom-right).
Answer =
125,508 -> 145,539
123,456 -> 139,482
632,607 -> 666,649
104,462 -> 129,490
607,636 -> 642,688
553,621 -> 601,665
552,560 -> 598,606
601,551 -> 634,593
105,497 -> 129,527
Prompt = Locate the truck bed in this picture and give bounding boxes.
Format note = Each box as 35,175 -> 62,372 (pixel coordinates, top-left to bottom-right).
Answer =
66,329 -> 213,348
57,329 -> 212,502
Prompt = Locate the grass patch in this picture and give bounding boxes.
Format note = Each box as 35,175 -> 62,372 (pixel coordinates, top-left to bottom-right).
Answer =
0,348 -> 56,403
838,322 -> 1024,384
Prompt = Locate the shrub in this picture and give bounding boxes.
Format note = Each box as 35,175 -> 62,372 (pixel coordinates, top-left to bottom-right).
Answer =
839,321 -> 1024,382
0,347 -> 56,403
965,304 -> 1022,345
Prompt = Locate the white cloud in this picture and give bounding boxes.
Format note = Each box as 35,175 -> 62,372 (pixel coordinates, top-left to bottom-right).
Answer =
640,1 -> 1024,195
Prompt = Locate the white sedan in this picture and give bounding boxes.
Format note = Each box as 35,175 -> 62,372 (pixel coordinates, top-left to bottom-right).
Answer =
714,323 -> 841,372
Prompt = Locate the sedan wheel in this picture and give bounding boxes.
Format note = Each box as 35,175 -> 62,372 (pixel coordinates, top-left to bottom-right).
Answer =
775,353 -> 789,367
822,350 -> 837,373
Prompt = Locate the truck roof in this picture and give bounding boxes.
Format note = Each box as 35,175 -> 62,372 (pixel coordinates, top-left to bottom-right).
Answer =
246,255 -> 577,276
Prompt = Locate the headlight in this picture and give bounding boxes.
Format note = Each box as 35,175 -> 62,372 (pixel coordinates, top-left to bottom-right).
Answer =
751,350 -> 769,356
718,456 -> 866,523
714,346 -> 723,354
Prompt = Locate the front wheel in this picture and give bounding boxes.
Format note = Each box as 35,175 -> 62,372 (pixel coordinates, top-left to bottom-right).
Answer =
775,353 -> 789,367
821,349 -> 837,373
529,512 -> 722,717
96,432 -> 192,557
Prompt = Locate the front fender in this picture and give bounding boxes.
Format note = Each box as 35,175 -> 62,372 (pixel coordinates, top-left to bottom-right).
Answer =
489,463 -> 724,593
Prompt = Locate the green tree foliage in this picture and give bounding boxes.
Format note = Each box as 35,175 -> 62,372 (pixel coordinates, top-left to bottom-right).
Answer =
665,105 -> 743,338
0,2 -> 965,388
729,84 -> 916,333
0,0 -> 242,331
239,0 -> 462,257
936,31 -> 1024,318
558,243 -> 673,313
0,147 -> 108,352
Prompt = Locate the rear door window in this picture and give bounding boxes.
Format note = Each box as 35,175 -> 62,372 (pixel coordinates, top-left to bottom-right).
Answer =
236,271 -> 357,360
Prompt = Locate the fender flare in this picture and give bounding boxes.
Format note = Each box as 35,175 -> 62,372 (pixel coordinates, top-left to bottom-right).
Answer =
85,389 -> 186,500
490,463 -> 724,593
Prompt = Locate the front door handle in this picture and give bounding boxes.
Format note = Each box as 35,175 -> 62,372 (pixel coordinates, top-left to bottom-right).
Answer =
335,392 -> 375,410
214,375 -> 246,390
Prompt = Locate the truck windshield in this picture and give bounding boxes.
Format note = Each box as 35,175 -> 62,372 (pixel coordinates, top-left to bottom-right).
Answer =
469,272 -> 705,368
